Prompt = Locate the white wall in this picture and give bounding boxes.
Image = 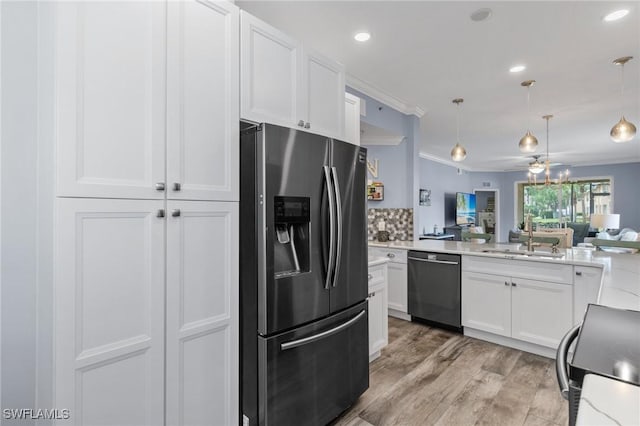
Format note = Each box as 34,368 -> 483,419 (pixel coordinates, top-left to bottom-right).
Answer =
1,3 -> 39,422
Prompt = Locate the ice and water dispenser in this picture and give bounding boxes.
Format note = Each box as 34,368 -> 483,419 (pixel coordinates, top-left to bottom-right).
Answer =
273,196 -> 310,278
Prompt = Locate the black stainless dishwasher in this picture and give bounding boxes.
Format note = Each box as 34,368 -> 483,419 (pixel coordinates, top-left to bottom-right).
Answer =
408,251 -> 461,331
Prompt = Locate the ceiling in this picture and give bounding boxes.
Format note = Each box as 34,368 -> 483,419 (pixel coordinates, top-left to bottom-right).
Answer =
237,1 -> 640,172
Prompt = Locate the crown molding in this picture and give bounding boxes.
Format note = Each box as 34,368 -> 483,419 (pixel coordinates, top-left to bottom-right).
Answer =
346,73 -> 426,118
361,136 -> 406,146
419,152 -> 473,171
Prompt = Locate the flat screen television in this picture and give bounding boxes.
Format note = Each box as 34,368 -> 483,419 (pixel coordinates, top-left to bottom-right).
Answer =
456,192 -> 476,226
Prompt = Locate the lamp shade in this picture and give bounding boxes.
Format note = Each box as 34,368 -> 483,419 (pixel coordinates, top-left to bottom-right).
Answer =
590,214 -> 620,230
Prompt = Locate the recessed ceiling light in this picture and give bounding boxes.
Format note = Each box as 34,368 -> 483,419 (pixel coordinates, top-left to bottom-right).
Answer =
510,65 -> 526,73
354,32 -> 371,42
470,8 -> 492,22
604,9 -> 629,22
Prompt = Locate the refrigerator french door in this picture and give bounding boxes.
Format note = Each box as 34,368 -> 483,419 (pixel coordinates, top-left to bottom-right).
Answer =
240,123 -> 368,426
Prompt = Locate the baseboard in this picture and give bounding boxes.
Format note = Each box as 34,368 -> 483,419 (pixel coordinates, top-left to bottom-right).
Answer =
464,328 -> 557,359
388,309 -> 411,321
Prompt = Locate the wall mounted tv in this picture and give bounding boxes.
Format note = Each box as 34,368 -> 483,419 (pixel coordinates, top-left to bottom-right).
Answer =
456,192 -> 476,226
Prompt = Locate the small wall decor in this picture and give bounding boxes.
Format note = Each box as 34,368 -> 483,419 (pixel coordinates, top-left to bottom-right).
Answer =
367,182 -> 384,201
366,159 -> 379,178
419,189 -> 431,206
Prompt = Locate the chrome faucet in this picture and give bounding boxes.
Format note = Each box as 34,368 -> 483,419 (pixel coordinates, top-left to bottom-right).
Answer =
526,214 -> 534,252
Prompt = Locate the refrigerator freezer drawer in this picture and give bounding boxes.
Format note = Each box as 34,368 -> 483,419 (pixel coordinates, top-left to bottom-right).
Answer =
258,302 -> 369,426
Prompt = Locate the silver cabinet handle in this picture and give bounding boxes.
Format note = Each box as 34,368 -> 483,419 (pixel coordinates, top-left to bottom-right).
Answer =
504,281 -> 510,286
408,257 -> 459,265
172,182 -> 181,191
556,324 -> 581,400
155,182 -> 165,191
171,209 -> 181,217
387,253 -> 395,258
512,282 -> 517,287
297,120 -> 305,127
156,209 -> 165,218
304,122 -> 310,129
368,292 -> 375,298
575,271 -> 583,276
281,310 -> 366,351
368,274 -> 373,281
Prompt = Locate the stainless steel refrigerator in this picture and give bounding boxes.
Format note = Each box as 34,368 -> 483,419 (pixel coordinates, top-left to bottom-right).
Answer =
240,123 -> 369,426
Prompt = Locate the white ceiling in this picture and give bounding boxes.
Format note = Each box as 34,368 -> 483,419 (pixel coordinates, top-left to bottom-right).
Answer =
237,1 -> 640,172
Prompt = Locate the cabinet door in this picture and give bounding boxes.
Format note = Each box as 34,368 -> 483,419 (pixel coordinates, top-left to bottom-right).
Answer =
240,11 -> 300,127
301,49 -> 345,139
368,281 -> 388,358
461,271 -> 511,337
387,262 -> 408,313
511,278 -> 573,348
344,93 -> 361,145
55,198 -> 165,425
56,2 -> 166,199
166,201 -> 239,426
573,266 -> 602,325
167,1 -> 239,202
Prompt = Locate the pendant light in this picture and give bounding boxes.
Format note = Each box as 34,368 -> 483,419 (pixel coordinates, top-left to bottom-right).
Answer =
610,56 -> 636,143
450,98 -> 467,162
543,114 -> 553,185
528,155 -> 545,174
519,80 -> 539,153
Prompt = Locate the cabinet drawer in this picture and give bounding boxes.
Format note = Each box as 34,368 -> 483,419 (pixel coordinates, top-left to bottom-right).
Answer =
462,255 -> 573,284
368,247 -> 407,263
368,263 -> 386,288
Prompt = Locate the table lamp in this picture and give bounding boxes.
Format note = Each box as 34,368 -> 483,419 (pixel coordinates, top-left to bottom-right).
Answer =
590,214 -> 620,234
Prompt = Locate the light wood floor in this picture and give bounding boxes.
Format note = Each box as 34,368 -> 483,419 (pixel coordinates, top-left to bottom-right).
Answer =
332,318 -> 569,426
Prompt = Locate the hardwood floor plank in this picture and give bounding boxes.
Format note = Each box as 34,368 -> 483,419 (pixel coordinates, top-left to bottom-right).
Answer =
482,345 -> 522,376
528,363 -> 569,425
335,319 -> 565,426
475,353 -> 552,426
360,338 -> 497,426
433,369 -> 505,426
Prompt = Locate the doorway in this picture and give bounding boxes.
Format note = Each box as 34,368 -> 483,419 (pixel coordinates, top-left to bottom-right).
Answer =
473,189 -> 500,242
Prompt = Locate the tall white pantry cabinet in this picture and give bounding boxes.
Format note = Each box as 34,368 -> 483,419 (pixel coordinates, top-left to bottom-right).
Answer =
53,1 -> 239,425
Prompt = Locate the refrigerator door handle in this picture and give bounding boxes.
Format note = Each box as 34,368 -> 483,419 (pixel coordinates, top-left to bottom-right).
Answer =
331,166 -> 342,287
555,324 -> 581,400
280,310 -> 366,351
324,166 -> 336,290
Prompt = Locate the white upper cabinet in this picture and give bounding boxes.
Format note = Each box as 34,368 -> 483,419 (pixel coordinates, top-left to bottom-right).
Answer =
167,1 -> 239,201
344,93 -> 361,145
240,11 -> 299,128
301,49 -> 346,139
240,11 -> 345,139
56,2 -> 166,199
56,1 -> 239,201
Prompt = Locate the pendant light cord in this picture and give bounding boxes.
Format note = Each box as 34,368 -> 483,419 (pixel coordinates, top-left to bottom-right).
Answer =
527,86 -> 531,131
456,102 -> 460,143
620,63 -> 625,115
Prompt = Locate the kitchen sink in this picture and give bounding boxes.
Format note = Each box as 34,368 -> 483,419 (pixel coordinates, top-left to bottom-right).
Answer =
479,248 -> 565,259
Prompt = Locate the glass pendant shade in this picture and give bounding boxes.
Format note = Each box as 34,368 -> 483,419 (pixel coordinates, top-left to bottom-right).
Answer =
610,116 -> 637,143
450,98 -> 466,162
528,159 -> 545,174
451,143 -> 467,162
519,130 -> 538,153
610,56 -> 636,143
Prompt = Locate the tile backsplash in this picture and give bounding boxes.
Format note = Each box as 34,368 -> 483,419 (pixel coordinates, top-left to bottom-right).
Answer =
368,208 -> 414,241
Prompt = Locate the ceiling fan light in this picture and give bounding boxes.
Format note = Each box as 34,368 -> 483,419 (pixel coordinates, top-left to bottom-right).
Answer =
610,116 -> 637,143
519,130 -> 539,153
451,143 -> 467,162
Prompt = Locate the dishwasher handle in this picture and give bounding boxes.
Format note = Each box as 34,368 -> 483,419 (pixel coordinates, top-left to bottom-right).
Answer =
408,256 -> 459,265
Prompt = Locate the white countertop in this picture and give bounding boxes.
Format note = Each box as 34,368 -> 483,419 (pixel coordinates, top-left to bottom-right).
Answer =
575,374 -> 640,425
369,239 -> 640,423
369,240 -> 640,310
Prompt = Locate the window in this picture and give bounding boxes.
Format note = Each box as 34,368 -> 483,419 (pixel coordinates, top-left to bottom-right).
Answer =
516,178 -> 612,227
